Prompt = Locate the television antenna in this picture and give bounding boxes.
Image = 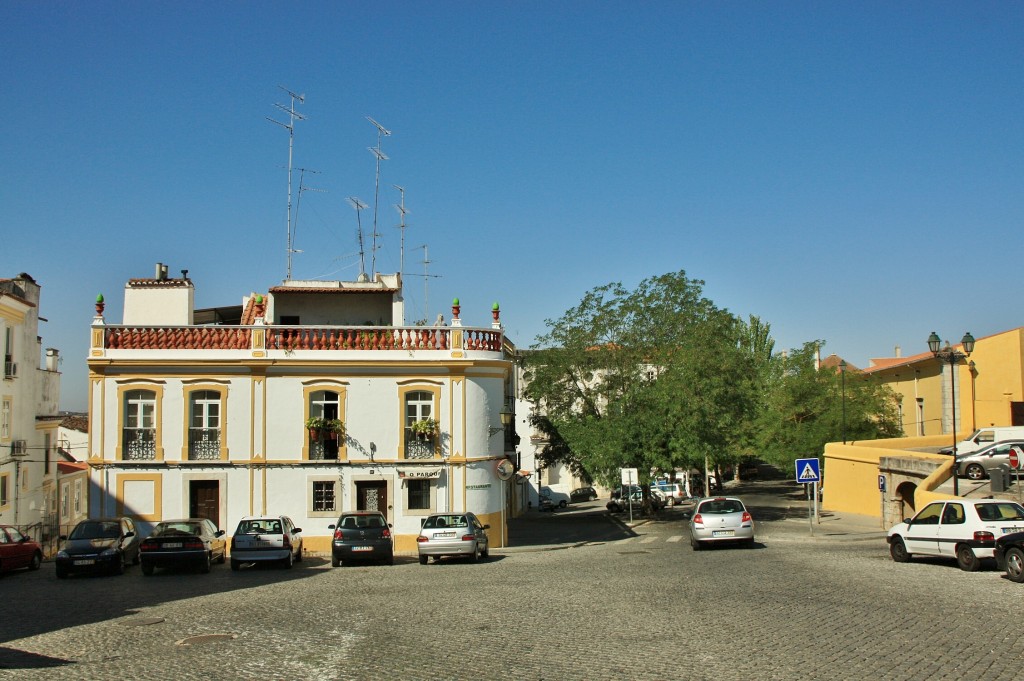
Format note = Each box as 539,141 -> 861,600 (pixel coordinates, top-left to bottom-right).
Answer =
347,197 -> 370,281
288,168 -> 325,280
393,185 -> 408,277
408,244 -> 442,322
366,116 -> 390,278
266,86 -> 306,281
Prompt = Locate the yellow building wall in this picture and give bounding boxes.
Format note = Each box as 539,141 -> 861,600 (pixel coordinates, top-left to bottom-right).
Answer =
822,435 -> 953,517
970,329 -> 1024,428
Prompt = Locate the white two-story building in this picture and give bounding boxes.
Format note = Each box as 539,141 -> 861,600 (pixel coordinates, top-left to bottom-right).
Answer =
1,273 -> 62,539
86,264 -> 517,553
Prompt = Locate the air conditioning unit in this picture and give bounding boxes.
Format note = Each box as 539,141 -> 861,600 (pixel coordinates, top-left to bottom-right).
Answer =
3,361 -> 15,378
10,440 -> 27,456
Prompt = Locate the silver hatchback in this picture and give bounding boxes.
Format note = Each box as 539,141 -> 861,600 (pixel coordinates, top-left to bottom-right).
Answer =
956,440 -> 1024,481
230,515 -> 303,570
689,496 -> 755,550
416,512 -> 490,564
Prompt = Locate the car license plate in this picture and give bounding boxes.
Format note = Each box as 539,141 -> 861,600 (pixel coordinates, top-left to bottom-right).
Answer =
73,559 -> 95,566
352,546 -> 372,552
436,531 -> 456,538
164,542 -> 183,548
712,530 -> 735,537
255,541 -> 272,547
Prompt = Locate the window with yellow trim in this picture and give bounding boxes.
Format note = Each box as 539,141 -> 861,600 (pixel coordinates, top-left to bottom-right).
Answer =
0,472 -> 8,508
188,389 -> 222,460
403,389 -> 438,459
308,390 -> 342,460
123,389 -> 157,460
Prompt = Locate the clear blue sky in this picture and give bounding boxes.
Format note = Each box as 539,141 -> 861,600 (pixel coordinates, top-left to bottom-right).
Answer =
3,2 -> 1023,412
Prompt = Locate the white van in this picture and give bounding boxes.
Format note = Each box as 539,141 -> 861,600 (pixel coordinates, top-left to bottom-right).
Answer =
941,426 -> 1024,455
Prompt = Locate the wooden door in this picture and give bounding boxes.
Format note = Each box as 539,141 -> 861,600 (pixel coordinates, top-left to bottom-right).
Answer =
189,480 -> 220,527
356,481 -> 387,513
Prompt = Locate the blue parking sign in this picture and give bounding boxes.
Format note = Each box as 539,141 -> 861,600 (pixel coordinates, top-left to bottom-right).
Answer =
795,458 -> 820,484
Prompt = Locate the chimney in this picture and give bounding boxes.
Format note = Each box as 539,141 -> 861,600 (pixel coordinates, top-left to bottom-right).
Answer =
894,345 -> 901,358
45,348 -> 59,372
155,263 -> 168,281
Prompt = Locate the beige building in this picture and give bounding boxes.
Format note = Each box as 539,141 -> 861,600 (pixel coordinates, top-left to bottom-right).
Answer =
86,265 -> 518,553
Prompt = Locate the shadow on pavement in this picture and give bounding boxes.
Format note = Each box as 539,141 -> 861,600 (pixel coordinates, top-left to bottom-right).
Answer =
507,505 -> 642,549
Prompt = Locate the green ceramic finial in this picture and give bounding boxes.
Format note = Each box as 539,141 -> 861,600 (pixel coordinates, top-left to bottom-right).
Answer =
492,302 -> 499,310
96,294 -> 104,303
255,294 -> 263,304
452,297 -> 460,306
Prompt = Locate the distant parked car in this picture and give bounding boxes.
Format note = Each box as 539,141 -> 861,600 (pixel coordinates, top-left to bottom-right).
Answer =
140,518 -> 227,575
570,487 -> 598,503
887,499 -> 1024,571
230,515 -> 303,570
689,496 -> 755,549
994,531 -> 1024,582
0,525 -> 42,574
56,517 -> 140,578
416,512 -> 489,564
955,440 -> 1024,480
651,481 -> 686,506
329,512 -> 394,567
540,487 -> 570,508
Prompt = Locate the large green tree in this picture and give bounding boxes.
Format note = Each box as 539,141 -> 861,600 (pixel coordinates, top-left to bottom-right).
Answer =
756,341 -> 903,469
524,271 -> 755,488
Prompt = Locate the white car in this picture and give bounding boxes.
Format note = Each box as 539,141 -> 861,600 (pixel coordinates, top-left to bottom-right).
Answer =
230,515 -> 303,570
887,499 -> 1024,571
689,496 -> 755,549
539,487 -> 570,509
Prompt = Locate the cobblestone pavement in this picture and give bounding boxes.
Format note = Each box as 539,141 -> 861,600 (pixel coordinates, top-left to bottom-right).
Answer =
2,480 -> 1023,680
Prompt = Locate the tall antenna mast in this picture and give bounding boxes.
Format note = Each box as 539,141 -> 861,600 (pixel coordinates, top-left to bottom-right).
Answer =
348,197 -> 370,281
290,168 -> 325,279
366,116 -> 390,278
393,185 -> 408,277
266,86 -> 306,281
409,244 -> 442,322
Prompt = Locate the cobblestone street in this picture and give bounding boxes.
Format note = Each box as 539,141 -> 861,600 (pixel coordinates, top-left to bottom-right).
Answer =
2,483 -> 1023,680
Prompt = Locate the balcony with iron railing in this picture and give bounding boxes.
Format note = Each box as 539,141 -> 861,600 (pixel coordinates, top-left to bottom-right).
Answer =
188,428 -> 222,460
122,428 -> 156,460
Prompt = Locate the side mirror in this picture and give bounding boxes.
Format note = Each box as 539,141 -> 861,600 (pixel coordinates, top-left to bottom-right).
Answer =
482,524 -> 491,530
215,530 -> 225,537
59,534 -> 67,541
903,518 -> 911,525
124,531 -> 135,538
293,528 -> 302,534
327,524 -> 336,530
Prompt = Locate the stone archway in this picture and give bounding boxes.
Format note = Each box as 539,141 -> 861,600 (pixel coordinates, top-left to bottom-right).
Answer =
894,480 -> 917,521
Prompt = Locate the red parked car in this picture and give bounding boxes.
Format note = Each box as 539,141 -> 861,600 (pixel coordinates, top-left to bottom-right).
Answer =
0,525 -> 43,574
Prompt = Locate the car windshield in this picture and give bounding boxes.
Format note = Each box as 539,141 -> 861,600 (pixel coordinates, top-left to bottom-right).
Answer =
238,520 -> 282,534
154,522 -> 203,536
425,515 -> 468,529
975,503 -> 1024,522
70,521 -> 121,539
341,515 -> 385,529
698,499 -> 745,514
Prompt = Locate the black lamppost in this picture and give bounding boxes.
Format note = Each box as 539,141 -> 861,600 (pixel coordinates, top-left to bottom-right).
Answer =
839,360 -> 847,444
928,331 -> 976,496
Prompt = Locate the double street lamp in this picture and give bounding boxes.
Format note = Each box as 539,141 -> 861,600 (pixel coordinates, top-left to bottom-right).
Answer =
928,331 -> 976,496
839,360 -> 847,444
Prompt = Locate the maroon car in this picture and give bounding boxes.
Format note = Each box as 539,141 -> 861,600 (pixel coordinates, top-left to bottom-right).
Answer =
0,525 -> 43,574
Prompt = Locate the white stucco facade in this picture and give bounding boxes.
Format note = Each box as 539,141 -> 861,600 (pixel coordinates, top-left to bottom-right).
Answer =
87,269 -> 517,553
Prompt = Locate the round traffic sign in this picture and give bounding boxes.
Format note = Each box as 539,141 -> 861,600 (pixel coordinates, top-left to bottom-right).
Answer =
1010,446 -> 1022,470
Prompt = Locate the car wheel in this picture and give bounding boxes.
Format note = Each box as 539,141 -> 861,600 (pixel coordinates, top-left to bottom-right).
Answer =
200,552 -> 211,574
889,537 -> 911,563
217,550 -> 226,564
331,553 -> 341,568
230,559 -> 240,571
29,551 -> 42,571
1004,547 -> 1024,583
966,463 -> 987,481
142,562 -> 154,576
295,547 -> 303,563
956,544 -> 981,572
419,555 -> 428,565
56,565 -> 68,579
114,554 -> 125,575
690,535 -> 702,551
386,555 -> 394,566
131,550 -> 140,566
469,545 -> 479,563
559,500 -> 568,508
283,551 -> 294,569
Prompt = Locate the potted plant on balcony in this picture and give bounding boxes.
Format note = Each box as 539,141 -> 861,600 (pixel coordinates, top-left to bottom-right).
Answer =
410,418 -> 438,441
305,417 -> 327,440
325,418 -> 345,441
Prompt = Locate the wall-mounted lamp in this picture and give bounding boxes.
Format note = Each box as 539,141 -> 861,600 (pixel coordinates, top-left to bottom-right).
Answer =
488,403 -> 514,437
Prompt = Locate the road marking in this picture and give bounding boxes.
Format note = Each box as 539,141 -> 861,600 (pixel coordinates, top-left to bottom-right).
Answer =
667,536 -> 682,543
640,537 -> 658,544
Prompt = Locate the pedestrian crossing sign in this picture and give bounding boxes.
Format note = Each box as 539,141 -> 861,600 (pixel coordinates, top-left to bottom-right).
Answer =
795,458 -> 821,483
